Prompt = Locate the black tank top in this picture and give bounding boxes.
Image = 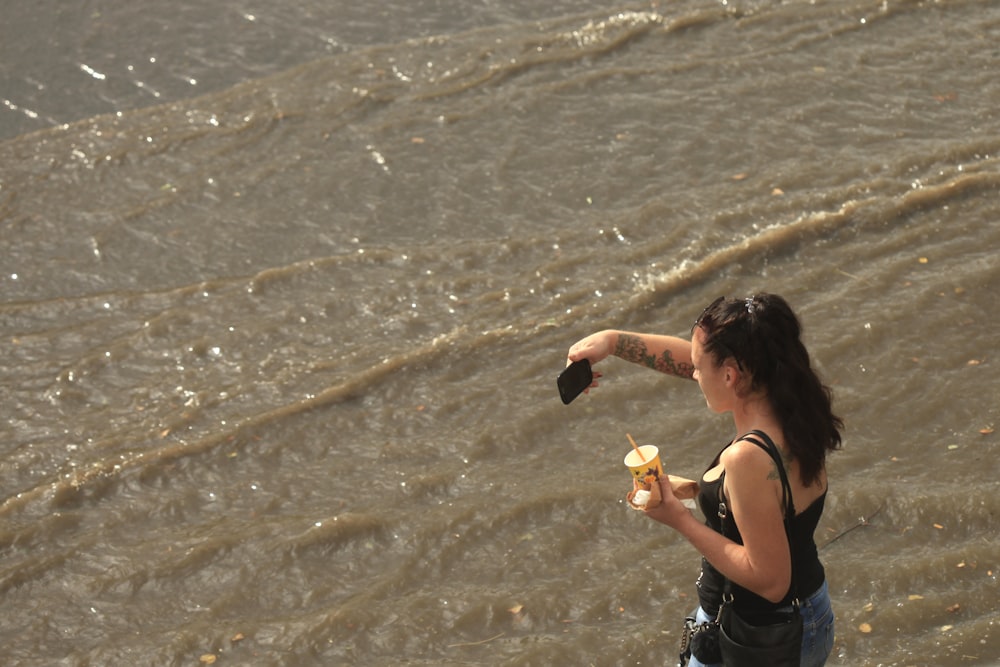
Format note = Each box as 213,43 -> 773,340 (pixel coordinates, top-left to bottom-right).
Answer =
695,436 -> 826,616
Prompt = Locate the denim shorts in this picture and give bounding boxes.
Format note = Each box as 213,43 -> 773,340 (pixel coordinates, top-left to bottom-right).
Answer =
687,579 -> 834,667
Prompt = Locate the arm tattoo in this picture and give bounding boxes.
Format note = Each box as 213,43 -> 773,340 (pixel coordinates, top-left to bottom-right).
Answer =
615,333 -> 695,379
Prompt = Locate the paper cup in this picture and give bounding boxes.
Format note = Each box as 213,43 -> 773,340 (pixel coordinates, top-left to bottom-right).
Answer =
624,445 -> 662,483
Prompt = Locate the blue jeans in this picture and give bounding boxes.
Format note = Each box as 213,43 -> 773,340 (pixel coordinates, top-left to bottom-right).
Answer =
687,580 -> 834,667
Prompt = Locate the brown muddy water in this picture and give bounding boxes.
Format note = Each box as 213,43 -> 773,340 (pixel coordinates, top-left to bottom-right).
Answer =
2,1 -> 999,665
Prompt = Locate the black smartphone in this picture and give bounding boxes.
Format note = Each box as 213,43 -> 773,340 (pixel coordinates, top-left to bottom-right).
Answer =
557,358 -> 593,405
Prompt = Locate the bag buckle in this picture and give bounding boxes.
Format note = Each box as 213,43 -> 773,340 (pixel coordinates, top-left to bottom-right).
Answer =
714,592 -> 734,624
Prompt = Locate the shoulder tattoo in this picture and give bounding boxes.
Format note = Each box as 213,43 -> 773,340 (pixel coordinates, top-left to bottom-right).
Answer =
766,449 -> 794,481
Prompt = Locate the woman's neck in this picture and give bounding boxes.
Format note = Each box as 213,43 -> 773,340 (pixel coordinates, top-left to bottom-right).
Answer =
731,393 -> 779,441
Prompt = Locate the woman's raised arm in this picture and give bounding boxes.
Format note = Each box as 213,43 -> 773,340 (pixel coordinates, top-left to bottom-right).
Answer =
568,330 -> 695,380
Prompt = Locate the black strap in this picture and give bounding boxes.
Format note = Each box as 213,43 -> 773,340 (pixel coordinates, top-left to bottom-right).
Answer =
721,430 -> 800,605
742,430 -> 796,520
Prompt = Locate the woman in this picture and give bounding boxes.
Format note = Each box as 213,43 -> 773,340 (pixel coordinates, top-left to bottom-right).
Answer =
567,294 -> 840,667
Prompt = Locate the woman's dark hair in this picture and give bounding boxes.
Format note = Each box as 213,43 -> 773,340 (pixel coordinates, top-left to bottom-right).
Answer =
695,294 -> 843,485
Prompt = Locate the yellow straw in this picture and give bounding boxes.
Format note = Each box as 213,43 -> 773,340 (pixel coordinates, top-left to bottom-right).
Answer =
626,433 -> 646,462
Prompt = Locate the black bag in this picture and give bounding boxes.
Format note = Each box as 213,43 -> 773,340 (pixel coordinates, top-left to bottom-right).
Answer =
717,431 -> 803,667
719,601 -> 802,666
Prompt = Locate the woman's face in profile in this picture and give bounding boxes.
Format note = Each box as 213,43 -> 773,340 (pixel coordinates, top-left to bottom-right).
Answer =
691,327 -> 732,414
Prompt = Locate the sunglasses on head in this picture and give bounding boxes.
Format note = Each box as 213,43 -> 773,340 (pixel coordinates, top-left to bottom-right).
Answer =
693,296 -> 743,370
694,295 -> 726,331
